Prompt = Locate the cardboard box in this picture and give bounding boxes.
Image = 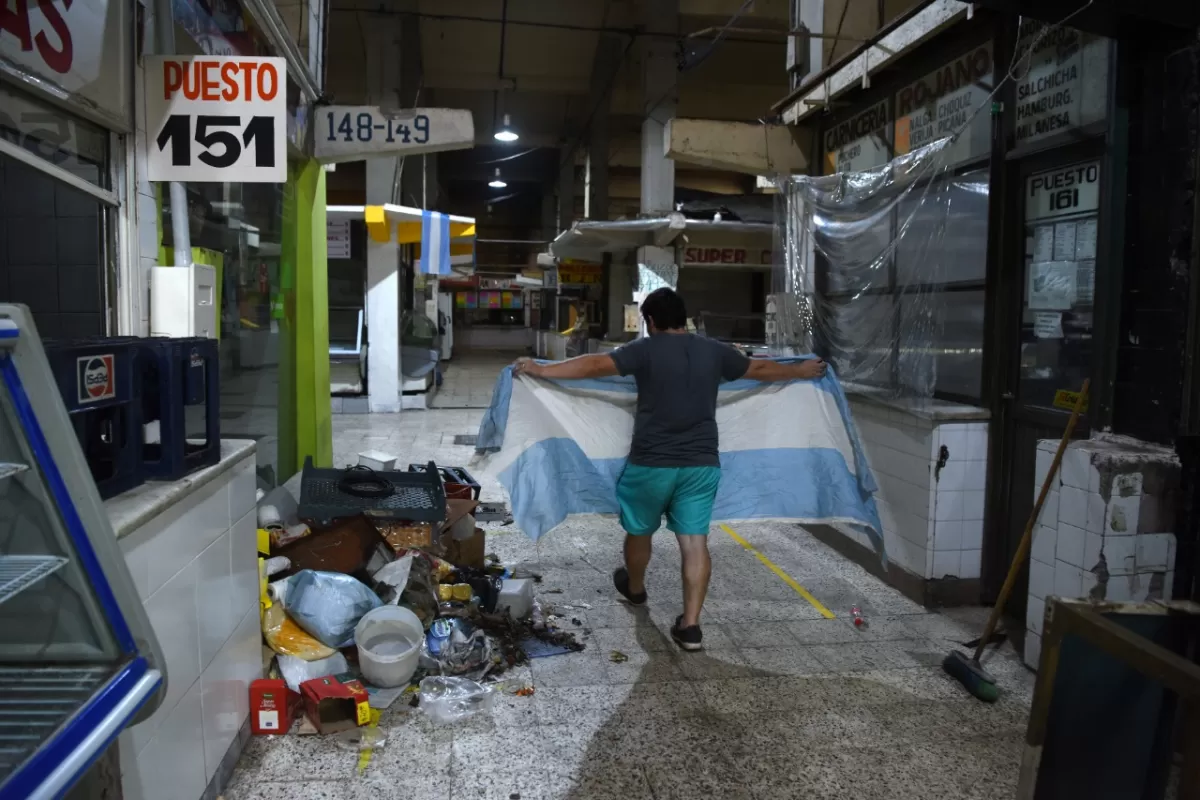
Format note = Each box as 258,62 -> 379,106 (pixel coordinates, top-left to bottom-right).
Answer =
443,525 -> 486,569
300,675 -> 370,734
249,679 -> 301,735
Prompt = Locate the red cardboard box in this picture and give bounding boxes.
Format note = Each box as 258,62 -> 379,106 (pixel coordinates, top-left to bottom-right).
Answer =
299,675 -> 370,734
249,679 -> 300,735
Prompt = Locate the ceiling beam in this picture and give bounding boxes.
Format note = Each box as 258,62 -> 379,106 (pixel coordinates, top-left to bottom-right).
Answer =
665,117 -> 809,175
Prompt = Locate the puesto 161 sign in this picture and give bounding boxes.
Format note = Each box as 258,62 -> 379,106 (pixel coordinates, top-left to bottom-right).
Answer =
314,107 -> 475,163
145,56 -> 287,183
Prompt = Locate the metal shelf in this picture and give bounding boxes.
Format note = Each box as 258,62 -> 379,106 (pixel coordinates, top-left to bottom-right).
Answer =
0,555 -> 68,606
0,664 -> 114,782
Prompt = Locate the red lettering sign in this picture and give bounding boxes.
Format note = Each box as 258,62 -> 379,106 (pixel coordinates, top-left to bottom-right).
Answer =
0,0 -> 74,75
162,59 -> 280,102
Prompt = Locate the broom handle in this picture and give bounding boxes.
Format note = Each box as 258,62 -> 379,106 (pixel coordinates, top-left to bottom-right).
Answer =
972,379 -> 1090,664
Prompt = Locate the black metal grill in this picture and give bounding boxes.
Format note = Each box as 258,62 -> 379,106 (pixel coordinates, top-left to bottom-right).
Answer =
297,458 -> 446,524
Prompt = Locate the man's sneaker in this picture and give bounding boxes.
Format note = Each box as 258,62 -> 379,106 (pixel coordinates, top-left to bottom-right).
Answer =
612,567 -> 647,606
671,616 -> 703,651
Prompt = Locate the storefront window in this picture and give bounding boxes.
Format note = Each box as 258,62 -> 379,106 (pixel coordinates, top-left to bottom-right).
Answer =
0,83 -> 113,338
160,180 -> 285,481
1018,160 -> 1099,410
1012,22 -> 1110,148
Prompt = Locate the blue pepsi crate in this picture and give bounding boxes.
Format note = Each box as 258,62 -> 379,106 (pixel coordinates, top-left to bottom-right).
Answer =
137,337 -> 220,481
43,337 -> 144,499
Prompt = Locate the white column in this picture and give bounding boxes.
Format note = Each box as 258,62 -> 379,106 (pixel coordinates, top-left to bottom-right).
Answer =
365,18 -> 402,412
639,0 -> 677,217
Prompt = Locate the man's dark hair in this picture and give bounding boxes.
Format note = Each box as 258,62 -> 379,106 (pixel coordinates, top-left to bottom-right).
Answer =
640,287 -> 688,330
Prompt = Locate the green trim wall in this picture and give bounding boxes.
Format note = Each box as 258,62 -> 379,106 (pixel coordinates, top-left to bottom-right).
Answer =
279,158 -> 333,476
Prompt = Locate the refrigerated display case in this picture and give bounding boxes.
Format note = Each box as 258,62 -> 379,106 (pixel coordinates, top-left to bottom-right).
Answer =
0,305 -> 165,799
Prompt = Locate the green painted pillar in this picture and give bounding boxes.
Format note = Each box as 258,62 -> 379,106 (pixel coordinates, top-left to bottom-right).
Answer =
278,159 -> 333,477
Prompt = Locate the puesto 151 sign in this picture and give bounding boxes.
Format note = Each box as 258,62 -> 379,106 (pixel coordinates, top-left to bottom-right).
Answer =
314,107 -> 474,163
145,56 -> 287,183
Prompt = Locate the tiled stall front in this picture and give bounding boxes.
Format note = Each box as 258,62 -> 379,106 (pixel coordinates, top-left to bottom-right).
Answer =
846,397 -> 990,597
1024,436 -> 1180,669
111,442 -> 262,800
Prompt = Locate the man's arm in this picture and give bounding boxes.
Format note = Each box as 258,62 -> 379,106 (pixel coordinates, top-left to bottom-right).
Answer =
513,354 -> 619,380
744,357 -> 827,382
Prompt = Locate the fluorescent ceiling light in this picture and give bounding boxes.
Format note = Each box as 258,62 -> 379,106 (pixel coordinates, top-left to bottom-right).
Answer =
488,168 -> 507,189
494,113 -> 519,142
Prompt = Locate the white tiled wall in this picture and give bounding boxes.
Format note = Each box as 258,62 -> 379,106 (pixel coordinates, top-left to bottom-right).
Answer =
129,8 -> 162,338
1024,437 -> 1180,669
847,400 -> 990,585
116,457 -> 261,800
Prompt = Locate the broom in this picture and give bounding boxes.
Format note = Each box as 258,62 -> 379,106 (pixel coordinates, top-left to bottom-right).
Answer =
942,380 -> 1089,702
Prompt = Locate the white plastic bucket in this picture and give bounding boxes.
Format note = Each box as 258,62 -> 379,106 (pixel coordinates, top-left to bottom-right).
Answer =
354,605 -> 423,688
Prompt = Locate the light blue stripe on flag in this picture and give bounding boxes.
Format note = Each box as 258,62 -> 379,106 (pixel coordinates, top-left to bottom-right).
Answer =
420,211 -> 452,275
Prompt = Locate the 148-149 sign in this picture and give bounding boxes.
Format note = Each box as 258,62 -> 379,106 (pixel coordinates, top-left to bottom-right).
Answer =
146,56 -> 288,184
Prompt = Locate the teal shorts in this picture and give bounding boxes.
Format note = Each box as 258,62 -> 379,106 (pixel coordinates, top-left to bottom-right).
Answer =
616,464 -> 721,536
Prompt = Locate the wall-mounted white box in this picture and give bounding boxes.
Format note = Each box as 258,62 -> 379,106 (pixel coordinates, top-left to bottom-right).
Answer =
151,264 -> 217,338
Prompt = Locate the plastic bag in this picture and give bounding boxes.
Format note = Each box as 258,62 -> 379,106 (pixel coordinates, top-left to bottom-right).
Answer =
418,676 -> 494,724
419,617 -> 493,676
261,603 -> 337,661
281,570 -> 383,648
277,652 -> 349,692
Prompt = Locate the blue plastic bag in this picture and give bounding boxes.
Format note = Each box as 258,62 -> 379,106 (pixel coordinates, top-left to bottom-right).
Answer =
282,570 -> 382,648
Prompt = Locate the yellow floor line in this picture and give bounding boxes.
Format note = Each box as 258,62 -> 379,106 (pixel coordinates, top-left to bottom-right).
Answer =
720,524 -> 836,619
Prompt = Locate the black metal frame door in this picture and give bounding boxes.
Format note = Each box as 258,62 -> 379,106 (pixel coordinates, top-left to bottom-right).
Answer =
989,140 -> 1107,618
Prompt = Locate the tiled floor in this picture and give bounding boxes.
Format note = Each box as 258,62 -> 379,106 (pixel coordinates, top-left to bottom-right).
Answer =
228,407 -> 1035,800
431,351 -> 523,409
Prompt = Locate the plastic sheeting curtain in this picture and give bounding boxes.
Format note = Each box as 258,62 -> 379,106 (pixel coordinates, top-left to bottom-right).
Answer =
772,138 -> 988,399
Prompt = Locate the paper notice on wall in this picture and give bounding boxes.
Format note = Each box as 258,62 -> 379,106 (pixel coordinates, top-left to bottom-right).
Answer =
1074,218 -> 1098,260
1053,222 -> 1077,261
1029,262 -> 1077,310
1033,311 -> 1064,339
1075,260 -> 1095,305
1032,225 -> 1054,262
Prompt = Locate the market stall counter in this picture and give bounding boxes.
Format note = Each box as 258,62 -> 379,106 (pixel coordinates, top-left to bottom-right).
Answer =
111,439 -> 261,800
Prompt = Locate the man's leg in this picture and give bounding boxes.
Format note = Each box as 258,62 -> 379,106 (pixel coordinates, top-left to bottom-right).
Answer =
665,466 -> 722,644
624,534 -> 653,596
675,534 -> 711,627
614,465 -> 672,604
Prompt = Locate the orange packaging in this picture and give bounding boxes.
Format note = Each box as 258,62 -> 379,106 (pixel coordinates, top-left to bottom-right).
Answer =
249,679 -> 300,735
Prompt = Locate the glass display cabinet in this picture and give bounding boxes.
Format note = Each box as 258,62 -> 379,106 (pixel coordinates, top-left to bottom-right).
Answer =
0,305 -> 164,799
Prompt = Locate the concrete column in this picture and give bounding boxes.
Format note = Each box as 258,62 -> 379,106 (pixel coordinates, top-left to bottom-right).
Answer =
587,34 -> 622,222
557,156 -> 574,234
399,11 -> 424,208
365,16 -> 402,412
541,185 -> 556,242
639,0 -> 677,216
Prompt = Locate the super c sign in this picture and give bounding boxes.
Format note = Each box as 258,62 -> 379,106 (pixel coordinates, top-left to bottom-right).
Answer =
145,56 -> 287,183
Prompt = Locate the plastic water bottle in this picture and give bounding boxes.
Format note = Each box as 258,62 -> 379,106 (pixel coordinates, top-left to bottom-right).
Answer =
851,605 -> 865,628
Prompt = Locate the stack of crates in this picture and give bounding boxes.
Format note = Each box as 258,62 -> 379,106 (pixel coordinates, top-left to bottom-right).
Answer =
40,336 -> 222,500
136,337 -> 220,480
42,337 -> 143,499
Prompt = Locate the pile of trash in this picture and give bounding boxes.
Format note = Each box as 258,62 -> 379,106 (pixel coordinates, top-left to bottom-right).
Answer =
249,456 -> 583,739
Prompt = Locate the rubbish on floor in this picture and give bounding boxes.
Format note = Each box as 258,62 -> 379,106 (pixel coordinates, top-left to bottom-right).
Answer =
519,636 -> 578,659
354,605 -> 423,688
258,484 -> 311,549
378,520 -> 436,551
249,678 -> 302,735
418,676 -> 495,724
278,515 -> 379,573
421,616 -> 493,675
333,725 -> 389,751
277,652 -> 349,692
372,554 -> 414,605
609,650 -> 629,664
398,555 -> 441,626
443,524 -> 487,568
851,605 -> 866,627
474,502 -> 509,522
261,603 -> 337,661
357,450 -> 398,471
300,674 -> 371,734
496,578 -> 534,620
296,457 -> 445,526
437,583 -> 474,602
264,555 -> 291,576
363,682 -> 414,710
281,569 -> 383,648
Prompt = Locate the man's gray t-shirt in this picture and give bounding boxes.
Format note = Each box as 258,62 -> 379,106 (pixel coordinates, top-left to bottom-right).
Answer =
610,334 -> 751,467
